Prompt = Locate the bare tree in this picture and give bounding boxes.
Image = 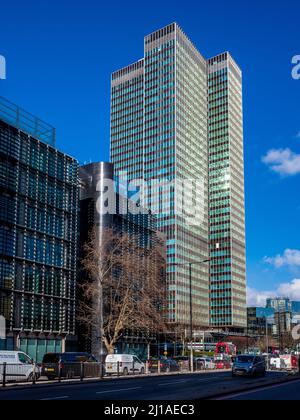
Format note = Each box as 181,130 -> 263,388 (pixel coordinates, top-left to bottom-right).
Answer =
78,227 -> 167,355
281,332 -> 298,352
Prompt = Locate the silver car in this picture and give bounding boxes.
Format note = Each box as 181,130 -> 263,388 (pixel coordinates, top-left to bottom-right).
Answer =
232,355 -> 266,377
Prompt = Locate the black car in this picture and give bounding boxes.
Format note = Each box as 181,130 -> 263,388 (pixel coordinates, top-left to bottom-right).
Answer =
148,358 -> 180,373
42,352 -> 99,380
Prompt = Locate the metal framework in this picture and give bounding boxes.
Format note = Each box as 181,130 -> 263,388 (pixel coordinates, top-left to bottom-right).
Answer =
0,105 -> 78,361
0,96 -> 56,147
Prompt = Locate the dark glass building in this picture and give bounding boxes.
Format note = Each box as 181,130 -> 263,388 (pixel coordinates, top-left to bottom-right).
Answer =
79,162 -> 164,359
247,307 -> 275,336
0,96 -> 79,361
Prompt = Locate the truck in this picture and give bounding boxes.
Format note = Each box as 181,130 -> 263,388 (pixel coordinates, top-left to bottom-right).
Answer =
280,354 -> 298,373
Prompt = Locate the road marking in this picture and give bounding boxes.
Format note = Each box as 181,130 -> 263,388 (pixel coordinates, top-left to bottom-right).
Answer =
216,379 -> 300,400
158,380 -> 188,386
96,387 -> 141,395
197,378 -> 225,383
40,396 -> 69,401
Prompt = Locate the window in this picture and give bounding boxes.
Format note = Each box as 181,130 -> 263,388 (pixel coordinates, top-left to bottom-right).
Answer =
0,195 -> 16,224
0,227 -> 15,256
0,260 -> 13,289
48,153 -> 56,178
30,143 -> 39,170
18,353 -> 32,364
0,294 -> 11,322
25,235 -> 35,261
0,159 -> 17,191
23,298 -> 32,330
44,271 -> 52,295
25,266 -> 34,292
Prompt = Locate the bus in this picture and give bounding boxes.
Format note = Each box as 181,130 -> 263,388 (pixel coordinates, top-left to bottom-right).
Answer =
214,342 -> 236,369
186,343 -> 217,353
215,342 -> 237,359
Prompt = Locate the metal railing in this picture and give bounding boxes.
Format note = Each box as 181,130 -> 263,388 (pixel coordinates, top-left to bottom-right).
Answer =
0,96 -> 56,146
0,362 -> 105,387
0,360 -> 227,387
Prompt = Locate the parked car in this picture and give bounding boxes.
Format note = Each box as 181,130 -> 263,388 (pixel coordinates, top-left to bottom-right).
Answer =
215,359 -> 232,370
232,355 -> 266,377
173,356 -> 190,371
214,355 -> 232,370
42,352 -> 98,380
195,357 -> 215,370
0,351 -> 40,382
148,357 -> 180,373
105,354 -> 145,376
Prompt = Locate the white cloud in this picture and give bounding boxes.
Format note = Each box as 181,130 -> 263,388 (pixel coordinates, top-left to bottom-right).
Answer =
277,279 -> 300,301
247,279 -> 300,306
262,148 -> 300,176
264,249 -> 300,268
247,287 -> 276,307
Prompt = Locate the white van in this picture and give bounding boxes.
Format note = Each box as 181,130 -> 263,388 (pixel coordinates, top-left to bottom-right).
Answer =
0,351 -> 40,382
105,354 -> 145,376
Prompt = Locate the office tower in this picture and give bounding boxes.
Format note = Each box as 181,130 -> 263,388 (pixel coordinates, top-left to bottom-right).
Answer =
291,301 -> 300,315
111,23 -> 209,330
79,162 -> 164,358
247,307 -> 275,336
266,298 -> 292,313
110,23 -> 246,331
0,96 -> 79,361
248,298 -> 300,340
208,53 -> 246,330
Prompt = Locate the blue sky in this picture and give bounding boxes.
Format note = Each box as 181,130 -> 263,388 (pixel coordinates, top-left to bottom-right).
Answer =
1,0 -> 300,305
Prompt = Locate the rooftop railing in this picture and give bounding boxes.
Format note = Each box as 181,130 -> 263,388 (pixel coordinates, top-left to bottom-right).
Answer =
0,96 -> 56,146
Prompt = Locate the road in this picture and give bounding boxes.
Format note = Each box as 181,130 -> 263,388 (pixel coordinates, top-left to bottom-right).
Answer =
0,371 -> 287,400
219,378 -> 300,400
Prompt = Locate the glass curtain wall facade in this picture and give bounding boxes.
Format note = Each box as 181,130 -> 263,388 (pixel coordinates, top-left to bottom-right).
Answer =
208,53 -> 246,329
111,23 -> 209,329
111,61 -> 144,181
0,97 -> 79,361
266,298 -> 292,313
79,162 -> 163,358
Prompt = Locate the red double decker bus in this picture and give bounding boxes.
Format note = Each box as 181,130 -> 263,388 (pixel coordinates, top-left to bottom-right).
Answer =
216,342 -> 237,357
214,342 -> 236,369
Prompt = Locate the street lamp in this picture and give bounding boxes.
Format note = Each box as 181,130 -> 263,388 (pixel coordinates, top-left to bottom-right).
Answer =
265,316 -> 273,371
175,259 -> 210,373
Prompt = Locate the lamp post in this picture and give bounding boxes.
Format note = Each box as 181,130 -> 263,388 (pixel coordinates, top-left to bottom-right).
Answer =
265,317 -> 270,371
175,259 -> 210,373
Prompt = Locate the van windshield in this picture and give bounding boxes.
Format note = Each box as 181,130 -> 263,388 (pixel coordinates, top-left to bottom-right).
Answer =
18,353 -> 32,364
236,356 -> 255,364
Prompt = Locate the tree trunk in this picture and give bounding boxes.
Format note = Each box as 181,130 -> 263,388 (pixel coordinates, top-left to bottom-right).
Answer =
105,342 -> 115,355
